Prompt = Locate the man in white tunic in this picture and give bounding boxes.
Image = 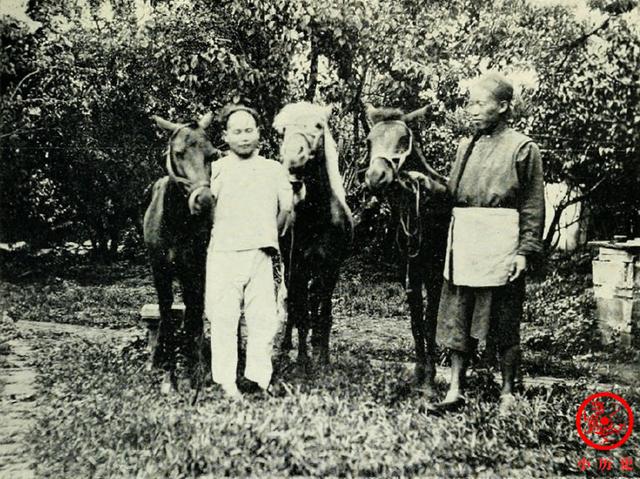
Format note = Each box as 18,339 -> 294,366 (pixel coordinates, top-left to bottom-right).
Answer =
205,104 -> 293,399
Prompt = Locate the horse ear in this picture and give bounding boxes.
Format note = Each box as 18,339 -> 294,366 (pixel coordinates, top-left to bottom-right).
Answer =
401,105 -> 430,123
198,112 -> 213,129
365,103 -> 379,123
151,115 -> 182,132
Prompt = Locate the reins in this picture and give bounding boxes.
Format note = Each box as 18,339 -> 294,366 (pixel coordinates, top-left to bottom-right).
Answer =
280,125 -> 322,287
395,172 -> 423,259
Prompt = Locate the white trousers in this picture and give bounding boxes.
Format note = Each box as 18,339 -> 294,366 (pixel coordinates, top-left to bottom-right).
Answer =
205,249 -> 280,389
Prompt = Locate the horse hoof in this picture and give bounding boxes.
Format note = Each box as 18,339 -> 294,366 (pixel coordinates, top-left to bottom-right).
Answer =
160,372 -> 175,395
296,356 -> 312,376
417,382 -> 438,401
177,377 -> 193,392
414,364 -> 427,384
316,355 -> 331,373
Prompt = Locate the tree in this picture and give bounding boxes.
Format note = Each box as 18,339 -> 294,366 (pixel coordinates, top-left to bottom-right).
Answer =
2,0 -> 638,257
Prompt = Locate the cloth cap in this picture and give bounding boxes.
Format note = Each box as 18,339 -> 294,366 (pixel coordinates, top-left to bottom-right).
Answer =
218,103 -> 261,128
473,71 -> 514,104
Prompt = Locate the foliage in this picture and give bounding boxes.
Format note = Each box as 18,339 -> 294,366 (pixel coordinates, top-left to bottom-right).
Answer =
1,0 -> 639,253
0,0 -> 300,252
0,252 -> 153,328
523,270 -> 599,358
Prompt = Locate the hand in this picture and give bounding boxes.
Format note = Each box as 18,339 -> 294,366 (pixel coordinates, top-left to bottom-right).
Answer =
279,210 -> 294,237
508,254 -> 527,282
406,171 -> 447,195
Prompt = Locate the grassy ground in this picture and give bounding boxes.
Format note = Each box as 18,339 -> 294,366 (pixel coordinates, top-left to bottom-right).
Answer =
1,249 -> 639,477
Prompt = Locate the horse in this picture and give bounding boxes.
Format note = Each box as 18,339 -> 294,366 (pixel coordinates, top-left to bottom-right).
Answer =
143,112 -> 217,393
273,102 -> 354,369
364,105 -> 450,397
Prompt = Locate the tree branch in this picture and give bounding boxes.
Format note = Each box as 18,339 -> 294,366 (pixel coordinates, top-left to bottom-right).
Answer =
9,69 -> 41,102
557,17 -> 611,51
543,176 -> 607,250
305,32 -> 319,102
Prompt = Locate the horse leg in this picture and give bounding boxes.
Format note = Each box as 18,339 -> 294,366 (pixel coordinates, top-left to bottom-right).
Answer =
311,271 -> 339,368
406,260 -> 430,392
179,266 -> 205,390
281,311 -> 294,352
289,268 -> 310,371
423,269 -> 441,397
151,259 -> 177,394
308,278 -> 322,363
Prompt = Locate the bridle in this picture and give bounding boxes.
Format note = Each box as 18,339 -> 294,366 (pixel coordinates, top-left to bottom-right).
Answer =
279,123 -> 326,285
280,123 -> 325,168
368,120 -> 422,259
166,124 -> 211,213
367,120 -> 414,177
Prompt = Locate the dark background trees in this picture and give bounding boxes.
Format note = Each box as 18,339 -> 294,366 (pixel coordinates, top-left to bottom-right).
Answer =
1,0 -> 638,259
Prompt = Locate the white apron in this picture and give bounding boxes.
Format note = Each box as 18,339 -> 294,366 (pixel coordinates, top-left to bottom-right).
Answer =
444,207 -> 519,287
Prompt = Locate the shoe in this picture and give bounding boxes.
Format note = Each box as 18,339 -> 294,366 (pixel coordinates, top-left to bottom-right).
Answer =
221,384 -> 243,401
426,396 -> 466,416
237,377 -> 263,394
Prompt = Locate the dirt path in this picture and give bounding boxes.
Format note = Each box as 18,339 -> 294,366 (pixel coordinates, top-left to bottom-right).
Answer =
0,321 -> 141,478
0,327 -> 37,478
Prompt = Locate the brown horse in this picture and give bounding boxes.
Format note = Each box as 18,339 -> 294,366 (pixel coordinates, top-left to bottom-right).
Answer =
364,105 -> 450,396
144,113 -> 217,393
273,102 -> 354,369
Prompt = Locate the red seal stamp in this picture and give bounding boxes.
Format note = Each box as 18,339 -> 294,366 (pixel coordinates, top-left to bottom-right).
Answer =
576,392 -> 634,450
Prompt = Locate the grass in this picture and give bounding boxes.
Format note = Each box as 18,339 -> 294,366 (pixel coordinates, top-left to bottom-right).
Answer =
1,251 -> 155,328
2,249 -> 639,477
29,334 -> 639,478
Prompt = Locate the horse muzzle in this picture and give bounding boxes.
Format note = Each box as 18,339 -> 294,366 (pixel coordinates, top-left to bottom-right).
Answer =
188,186 -> 213,216
365,161 -> 394,191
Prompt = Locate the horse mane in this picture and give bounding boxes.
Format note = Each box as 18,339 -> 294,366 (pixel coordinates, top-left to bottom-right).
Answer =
367,107 -> 405,124
273,102 -> 330,133
322,128 -> 349,211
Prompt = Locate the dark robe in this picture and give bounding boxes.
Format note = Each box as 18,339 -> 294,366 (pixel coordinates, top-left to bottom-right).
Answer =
436,124 -> 545,353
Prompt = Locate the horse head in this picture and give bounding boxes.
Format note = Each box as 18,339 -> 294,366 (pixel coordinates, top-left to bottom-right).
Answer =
152,112 -> 217,216
364,105 -> 433,191
273,102 -> 332,193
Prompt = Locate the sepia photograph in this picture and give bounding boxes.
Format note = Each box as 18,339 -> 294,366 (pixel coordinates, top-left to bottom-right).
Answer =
0,0 -> 638,477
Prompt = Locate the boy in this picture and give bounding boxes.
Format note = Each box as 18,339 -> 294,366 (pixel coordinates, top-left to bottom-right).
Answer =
205,104 -> 292,399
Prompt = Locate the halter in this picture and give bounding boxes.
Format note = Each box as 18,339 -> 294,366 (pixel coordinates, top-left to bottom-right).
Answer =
166,125 -> 211,212
368,120 -> 414,176
367,120 -> 422,259
279,122 -> 327,286
280,123 -> 325,165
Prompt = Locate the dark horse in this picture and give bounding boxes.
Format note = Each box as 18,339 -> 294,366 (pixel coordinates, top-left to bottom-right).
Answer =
364,105 -> 450,397
273,102 -> 354,368
144,113 -> 217,393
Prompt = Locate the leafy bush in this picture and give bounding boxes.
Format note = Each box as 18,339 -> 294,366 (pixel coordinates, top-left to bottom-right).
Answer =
523,270 -> 599,359
1,254 -> 154,328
